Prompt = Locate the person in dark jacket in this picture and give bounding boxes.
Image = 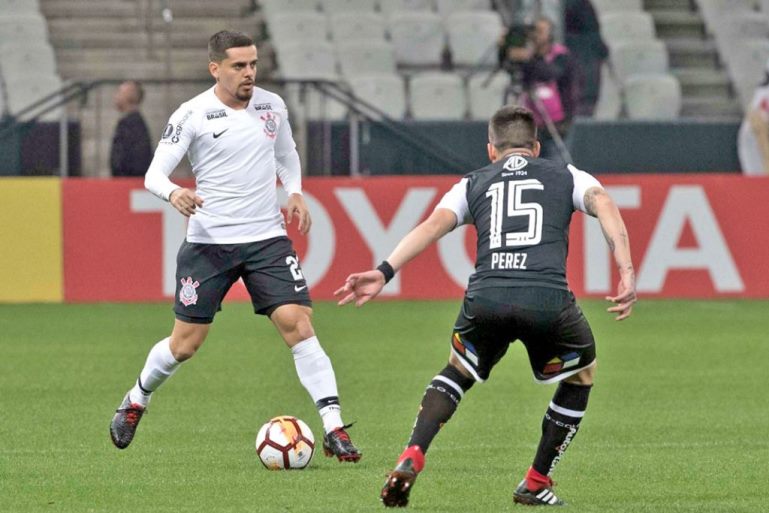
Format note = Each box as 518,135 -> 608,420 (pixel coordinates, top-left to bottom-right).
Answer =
110,80 -> 153,177
564,0 -> 609,117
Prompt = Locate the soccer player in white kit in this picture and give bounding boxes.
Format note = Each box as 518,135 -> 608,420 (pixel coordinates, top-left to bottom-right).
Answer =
109,31 -> 361,462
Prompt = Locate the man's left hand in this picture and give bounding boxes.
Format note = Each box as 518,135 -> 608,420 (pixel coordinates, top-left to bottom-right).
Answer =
286,193 -> 312,235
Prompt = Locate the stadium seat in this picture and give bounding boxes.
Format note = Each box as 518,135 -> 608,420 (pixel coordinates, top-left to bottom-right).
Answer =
278,41 -> 339,80
0,42 -> 58,79
284,83 -> 348,120
600,12 -> 656,45
0,0 -> 41,15
388,11 -> 445,67
4,73 -> 63,121
336,40 -> 397,76
329,12 -> 388,43
409,72 -> 466,119
610,40 -> 669,83
590,0 -> 642,13
348,73 -> 407,118
259,0 -> 320,17
593,63 -> 622,120
445,10 -> 504,67
725,38 -> 769,107
712,12 -> 769,53
467,72 -> 511,120
623,73 -> 682,120
378,0 -> 434,17
697,0 -> 758,34
0,13 -> 49,45
320,0 -> 377,12
268,11 -> 329,48
434,0 -> 491,18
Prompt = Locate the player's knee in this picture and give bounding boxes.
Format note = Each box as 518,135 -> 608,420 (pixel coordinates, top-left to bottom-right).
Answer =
169,336 -> 200,361
565,361 -> 596,386
169,322 -> 209,361
272,305 -> 315,343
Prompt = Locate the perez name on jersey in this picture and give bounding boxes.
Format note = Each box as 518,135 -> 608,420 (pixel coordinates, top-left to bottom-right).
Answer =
491,251 -> 528,270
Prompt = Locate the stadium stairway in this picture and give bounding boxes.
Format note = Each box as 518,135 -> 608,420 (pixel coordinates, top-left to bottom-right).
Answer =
644,0 -> 743,118
40,0 -> 267,177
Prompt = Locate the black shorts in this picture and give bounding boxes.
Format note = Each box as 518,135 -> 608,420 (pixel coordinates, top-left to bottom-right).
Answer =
451,287 -> 595,383
173,236 -> 311,324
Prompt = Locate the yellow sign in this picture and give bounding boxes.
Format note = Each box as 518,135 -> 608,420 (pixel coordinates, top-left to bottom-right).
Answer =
0,178 -> 63,302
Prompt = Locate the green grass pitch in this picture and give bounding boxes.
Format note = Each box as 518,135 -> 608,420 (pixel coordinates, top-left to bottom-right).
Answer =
1,299 -> 767,512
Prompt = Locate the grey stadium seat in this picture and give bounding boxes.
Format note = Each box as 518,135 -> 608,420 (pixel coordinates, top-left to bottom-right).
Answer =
4,73 -> 63,121
268,11 -> 328,48
259,0 -> 320,18
378,0 -> 434,17
348,73 -> 407,118
278,41 -> 338,80
610,40 -> 669,83
336,40 -> 397,77
445,10 -> 504,67
590,0 -> 642,13
388,11 -> 445,67
320,0 -> 377,12
409,72 -> 466,119
467,72 -> 510,120
329,12 -> 388,43
623,73 -> 682,120
600,12 -> 656,45
435,0 -> 491,18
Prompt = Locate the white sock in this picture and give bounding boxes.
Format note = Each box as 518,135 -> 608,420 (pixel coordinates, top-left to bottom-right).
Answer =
291,336 -> 344,433
128,337 -> 181,407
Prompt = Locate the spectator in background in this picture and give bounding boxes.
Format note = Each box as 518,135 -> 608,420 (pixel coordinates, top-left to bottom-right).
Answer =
110,80 -> 152,177
563,0 -> 609,117
738,61 -> 769,176
499,16 -> 578,164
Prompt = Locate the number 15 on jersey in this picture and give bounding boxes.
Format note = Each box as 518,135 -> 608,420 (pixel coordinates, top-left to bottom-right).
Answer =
486,179 -> 544,250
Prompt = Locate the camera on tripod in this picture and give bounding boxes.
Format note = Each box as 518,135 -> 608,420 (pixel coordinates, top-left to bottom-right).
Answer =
498,23 -> 534,76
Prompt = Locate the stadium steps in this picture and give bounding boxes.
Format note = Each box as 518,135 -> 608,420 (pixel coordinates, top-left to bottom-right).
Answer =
644,0 -> 742,119
40,0 -> 266,176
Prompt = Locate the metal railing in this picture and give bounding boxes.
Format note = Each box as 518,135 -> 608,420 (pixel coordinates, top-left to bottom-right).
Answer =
0,77 -> 481,177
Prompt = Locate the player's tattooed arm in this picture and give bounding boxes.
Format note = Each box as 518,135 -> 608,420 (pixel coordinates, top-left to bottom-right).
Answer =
584,187 -> 629,257
585,186 -> 637,319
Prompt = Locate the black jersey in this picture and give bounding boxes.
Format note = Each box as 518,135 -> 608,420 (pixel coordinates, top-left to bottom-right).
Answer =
437,153 -> 601,293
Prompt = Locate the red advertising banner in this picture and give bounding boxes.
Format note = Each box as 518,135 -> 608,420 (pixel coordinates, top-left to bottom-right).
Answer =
62,175 -> 769,302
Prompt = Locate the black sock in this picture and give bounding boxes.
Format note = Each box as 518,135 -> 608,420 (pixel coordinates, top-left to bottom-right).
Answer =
532,381 -> 592,477
407,364 -> 475,453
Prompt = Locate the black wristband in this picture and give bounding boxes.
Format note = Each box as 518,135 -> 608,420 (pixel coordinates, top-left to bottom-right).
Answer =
377,260 -> 395,284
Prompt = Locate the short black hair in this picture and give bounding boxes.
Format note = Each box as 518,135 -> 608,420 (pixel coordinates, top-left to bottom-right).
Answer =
488,105 -> 538,151
208,30 -> 254,62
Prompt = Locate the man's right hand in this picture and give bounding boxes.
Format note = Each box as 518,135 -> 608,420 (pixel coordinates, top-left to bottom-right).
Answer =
334,270 -> 386,307
606,270 -> 637,321
169,188 -> 204,217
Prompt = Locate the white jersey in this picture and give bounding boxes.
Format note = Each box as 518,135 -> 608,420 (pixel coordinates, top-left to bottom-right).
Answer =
738,85 -> 769,176
146,86 -> 301,244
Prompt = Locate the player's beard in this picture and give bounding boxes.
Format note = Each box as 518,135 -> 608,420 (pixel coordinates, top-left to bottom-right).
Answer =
236,88 -> 253,102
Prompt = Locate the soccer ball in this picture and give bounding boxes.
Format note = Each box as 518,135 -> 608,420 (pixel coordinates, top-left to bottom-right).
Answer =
255,416 -> 315,470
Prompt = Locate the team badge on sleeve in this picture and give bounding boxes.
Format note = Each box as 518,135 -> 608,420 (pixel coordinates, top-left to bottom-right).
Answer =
261,112 -> 278,139
179,277 -> 200,306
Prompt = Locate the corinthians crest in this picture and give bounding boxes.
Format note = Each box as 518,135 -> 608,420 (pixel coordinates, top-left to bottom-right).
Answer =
179,277 -> 200,306
261,112 -> 278,139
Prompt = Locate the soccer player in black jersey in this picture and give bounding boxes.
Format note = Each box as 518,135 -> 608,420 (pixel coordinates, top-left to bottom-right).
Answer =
336,106 -> 636,507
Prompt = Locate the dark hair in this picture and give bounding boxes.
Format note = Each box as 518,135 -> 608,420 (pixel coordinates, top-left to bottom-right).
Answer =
208,30 -> 254,62
488,106 -> 538,150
